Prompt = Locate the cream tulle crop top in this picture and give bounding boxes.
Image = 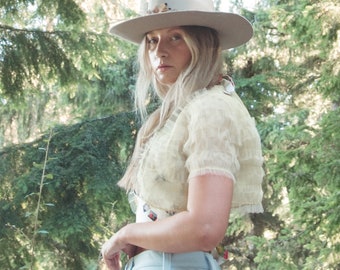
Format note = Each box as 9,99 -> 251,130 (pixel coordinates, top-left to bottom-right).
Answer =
130,80 -> 264,221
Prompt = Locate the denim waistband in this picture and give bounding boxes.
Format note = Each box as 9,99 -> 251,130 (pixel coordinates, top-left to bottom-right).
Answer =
124,250 -> 220,270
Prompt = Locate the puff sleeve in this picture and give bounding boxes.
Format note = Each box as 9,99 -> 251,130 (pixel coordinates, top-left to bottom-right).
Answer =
183,87 -> 264,214
183,90 -> 241,181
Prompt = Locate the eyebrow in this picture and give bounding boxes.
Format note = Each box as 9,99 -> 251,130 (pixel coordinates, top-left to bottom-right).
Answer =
147,27 -> 183,36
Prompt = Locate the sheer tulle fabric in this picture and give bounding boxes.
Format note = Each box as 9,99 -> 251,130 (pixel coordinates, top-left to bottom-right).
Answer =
134,81 -> 264,216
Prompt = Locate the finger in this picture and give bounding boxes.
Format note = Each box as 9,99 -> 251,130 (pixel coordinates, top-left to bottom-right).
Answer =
104,253 -> 121,270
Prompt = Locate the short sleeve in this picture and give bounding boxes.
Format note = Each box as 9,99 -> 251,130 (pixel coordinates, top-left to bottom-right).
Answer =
183,90 -> 242,181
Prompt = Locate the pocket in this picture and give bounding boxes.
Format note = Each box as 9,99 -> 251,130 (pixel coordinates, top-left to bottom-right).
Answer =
204,253 -> 221,270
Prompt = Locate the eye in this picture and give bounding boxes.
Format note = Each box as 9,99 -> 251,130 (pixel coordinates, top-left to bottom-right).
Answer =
146,36 -> 158,44
171,34 -> 182,41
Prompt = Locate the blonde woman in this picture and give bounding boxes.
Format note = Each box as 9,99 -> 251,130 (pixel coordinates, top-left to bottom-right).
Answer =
101,1 -> 264,269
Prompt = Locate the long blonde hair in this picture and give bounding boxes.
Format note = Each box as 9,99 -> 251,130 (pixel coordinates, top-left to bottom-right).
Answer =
118,26 -> 224,190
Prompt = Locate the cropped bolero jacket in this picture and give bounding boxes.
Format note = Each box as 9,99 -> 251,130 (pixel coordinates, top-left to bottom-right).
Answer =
132,80 -> 264,217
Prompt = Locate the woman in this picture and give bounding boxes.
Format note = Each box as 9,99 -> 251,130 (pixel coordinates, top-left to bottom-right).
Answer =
101,1 -> 264,269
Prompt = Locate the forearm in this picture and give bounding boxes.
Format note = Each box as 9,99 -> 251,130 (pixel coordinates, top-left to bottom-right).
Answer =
120,210 -> 226,253
104,175 -> 233,258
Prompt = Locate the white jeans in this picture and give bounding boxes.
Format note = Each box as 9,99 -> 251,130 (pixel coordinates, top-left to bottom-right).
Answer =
124,250 -> 220,270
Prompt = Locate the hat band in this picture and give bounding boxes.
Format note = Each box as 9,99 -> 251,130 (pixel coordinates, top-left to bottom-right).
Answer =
147,3 -> 174,14
139,0 -> 215,15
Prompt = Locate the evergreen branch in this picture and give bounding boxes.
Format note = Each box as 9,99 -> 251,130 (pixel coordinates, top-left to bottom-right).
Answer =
0,23 -> 113,38
30,129 -> 53,270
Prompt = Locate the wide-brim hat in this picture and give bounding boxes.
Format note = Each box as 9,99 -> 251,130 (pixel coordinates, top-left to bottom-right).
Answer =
109,0 -> 253,50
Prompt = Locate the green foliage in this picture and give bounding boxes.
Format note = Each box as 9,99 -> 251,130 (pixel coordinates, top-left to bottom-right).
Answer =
0,0 -> 339,269
264,0 -> 340,102
0,26 -> 76,96
0,0 -> 122,98
0,112 -> 138,269
0,0 -> 138,146
0,25 -> 120,98
73,55 -> 138,118
0,0 -> 85,25
254,107 -> 340,269
217,1 -> 340,269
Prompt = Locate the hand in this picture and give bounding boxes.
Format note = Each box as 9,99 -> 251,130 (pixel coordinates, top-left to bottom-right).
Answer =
102,252 -> 120,270
101,226 -> 137,270
101,233 -> 123,270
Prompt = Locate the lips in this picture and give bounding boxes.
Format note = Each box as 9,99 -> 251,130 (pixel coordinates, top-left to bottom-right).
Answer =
157,64 -> 171,70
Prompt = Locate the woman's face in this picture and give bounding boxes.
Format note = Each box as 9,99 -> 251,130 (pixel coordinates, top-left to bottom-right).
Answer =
146,27 -> 192,86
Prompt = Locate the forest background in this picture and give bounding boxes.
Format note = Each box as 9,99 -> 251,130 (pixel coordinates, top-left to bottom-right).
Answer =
0,0 -> 339,269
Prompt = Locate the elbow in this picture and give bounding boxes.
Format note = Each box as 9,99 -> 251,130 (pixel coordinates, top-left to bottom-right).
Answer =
196,224 -> 226,251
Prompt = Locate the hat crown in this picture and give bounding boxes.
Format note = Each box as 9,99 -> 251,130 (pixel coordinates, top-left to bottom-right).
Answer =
140,0 -> 215,15
112,0 -> 253,50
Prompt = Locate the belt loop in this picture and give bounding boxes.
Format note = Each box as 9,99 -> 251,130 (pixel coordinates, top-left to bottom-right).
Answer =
162,252 -> 172,270
204,252 -> 220,269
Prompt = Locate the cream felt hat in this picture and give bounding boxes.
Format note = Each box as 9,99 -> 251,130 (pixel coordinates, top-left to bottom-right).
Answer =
109,0 -> 253,50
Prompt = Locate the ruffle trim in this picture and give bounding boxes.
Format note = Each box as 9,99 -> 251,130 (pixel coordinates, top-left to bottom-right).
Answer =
230,204 -> 264,219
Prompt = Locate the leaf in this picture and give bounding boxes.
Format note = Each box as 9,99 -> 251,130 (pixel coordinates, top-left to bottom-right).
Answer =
44,173 -> 53,179
44,203 -> 55,207
24,192 -> 37,198
33,162 -> 43,169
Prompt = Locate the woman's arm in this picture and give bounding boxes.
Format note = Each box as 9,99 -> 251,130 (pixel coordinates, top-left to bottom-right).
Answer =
102,174 -> 233,262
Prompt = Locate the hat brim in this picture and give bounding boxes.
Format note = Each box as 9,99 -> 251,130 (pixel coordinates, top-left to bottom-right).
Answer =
109,11 -> 253,50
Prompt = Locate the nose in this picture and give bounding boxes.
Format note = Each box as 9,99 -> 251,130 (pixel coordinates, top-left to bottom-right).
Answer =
155,39 -> 168,58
